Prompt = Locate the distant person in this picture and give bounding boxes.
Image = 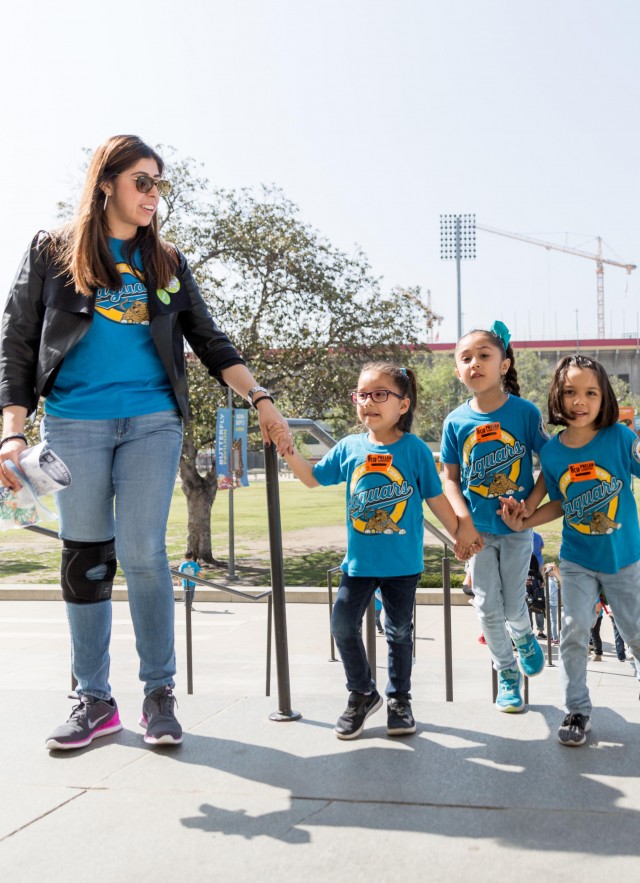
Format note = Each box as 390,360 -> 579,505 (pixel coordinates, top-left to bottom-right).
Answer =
500,354 -> 640,747
277,362 -> 468,739
532,531 -> 544,568
441,321 -> 548,713
526,555 -> 546,639
374,588 -> 384,635
0,134 -> 292,752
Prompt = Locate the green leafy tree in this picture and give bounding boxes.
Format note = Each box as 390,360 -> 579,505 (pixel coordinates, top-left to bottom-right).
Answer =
158,153 -> 441,563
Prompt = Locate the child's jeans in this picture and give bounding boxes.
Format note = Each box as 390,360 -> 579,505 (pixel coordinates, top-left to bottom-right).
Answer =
331,572 -> 420,698
470,530 -> 533,672
560,560 -> 640,716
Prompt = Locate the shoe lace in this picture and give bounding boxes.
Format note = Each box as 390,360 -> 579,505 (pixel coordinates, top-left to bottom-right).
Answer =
154,687 -> 177,715
565,713 -> 586,728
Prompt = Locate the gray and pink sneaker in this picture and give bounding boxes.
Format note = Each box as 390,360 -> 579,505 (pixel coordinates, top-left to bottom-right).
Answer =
46,696 -> 122,751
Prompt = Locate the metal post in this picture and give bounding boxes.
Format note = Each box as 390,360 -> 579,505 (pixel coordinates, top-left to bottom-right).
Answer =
266,594 -> 272,697
442,556 -> 453,701
227,387 -> 236,580
327,568 -> 337,662
185,593 -> 193,695
544,572 -> 554,667
264,443 -> 301,721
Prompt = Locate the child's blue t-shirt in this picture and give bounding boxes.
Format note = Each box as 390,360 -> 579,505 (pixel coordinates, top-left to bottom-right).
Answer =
45,238 -> 176,419
540,423 -> 640,573
440,395 -> 549,534
179,560 -> 202,588
312,432 -> 443,577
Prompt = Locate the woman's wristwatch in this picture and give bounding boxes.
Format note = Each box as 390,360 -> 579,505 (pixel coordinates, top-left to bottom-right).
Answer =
247,385 -> 274,409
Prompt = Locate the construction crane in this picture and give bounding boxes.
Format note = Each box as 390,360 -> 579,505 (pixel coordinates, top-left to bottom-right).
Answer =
477,224 -> 636,338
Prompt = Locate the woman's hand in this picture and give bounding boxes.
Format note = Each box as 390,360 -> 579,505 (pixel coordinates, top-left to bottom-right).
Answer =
255,401 -> 294,456
0,438 -> 27,491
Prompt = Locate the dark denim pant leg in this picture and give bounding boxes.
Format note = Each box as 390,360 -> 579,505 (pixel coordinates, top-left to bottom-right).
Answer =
331,574 -> 377,694
379,573 -> 421,699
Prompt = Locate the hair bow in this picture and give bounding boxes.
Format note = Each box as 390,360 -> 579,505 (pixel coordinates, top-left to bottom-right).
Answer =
489,320 -> 511,350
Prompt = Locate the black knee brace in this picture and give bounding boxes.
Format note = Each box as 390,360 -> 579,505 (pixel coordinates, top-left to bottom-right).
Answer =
61,538 -> 117,604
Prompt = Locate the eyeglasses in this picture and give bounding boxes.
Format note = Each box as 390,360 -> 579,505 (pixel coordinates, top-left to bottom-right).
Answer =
350,389 -> 405,404
120,173 -> 172,197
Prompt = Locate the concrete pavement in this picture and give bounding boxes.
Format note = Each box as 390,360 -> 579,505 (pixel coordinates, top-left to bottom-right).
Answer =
1,593 -> 640,881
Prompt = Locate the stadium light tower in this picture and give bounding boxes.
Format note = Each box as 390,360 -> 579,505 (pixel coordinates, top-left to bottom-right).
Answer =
440,214 -> 476,339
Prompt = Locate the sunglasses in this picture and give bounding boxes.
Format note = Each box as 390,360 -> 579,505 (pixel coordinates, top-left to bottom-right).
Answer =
350,389 -> 405,404
119,173 -> 172,197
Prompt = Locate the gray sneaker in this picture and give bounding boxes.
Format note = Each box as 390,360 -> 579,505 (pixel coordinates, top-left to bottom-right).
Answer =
45,696 -> 122,751
139,686 -> 182,745
557,712 -> 591,747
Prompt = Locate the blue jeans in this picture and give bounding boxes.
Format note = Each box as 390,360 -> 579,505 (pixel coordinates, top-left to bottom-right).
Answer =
469,530 -> 533,671
331,573 -> 420,698
42,411 -> 183,700
549,603 -> 559,642
559,560 -> 640,716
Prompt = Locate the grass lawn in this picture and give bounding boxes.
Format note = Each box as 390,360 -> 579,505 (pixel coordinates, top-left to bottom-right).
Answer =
4,477 -> 638,586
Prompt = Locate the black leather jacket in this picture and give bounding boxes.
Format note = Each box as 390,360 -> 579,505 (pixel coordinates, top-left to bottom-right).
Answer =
0,232 -> 244,422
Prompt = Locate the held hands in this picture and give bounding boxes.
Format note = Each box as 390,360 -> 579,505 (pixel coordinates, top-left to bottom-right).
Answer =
453,520 -> 484,561
497,496 -> 526,531
258,405 -> 294,456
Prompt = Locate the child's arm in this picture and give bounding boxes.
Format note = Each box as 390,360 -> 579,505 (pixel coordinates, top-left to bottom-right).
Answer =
425,493 -> 459,541
523,470 -> 547,517
441,463 -> 484,555
282,448 -> 320,488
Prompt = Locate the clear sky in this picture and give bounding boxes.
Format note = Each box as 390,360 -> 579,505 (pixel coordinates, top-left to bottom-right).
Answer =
2,0 -> 639,342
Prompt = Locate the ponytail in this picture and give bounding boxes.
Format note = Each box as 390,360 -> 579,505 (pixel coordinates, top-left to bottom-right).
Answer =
503,343 -> 520,397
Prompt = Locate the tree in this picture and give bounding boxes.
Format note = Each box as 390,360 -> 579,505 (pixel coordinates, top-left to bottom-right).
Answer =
157,152 -> 441,563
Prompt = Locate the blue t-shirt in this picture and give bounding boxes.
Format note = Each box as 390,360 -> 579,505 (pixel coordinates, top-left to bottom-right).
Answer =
441,395 -> 549,534
540,423 -> 640,573
312,432 -> 443,577
179,560 -> 202,588
45,239 -> 176,419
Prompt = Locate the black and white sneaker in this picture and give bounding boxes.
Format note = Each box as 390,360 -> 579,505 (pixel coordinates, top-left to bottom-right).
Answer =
557,712 -> 591,747
46,696 -> 122,751
140,686 -> 182,745
387,698 -> 416,736
334,690 -> 383,740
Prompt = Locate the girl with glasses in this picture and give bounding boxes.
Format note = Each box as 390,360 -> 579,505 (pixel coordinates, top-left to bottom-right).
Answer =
440,321 -> 549,713
277,361 -> 471,740
0,134 -> 292,752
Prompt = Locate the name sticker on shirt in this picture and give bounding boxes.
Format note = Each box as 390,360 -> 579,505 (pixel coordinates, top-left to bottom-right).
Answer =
476,423 -> 501,443
366,454 -> 393,472
569,461 -> 597,482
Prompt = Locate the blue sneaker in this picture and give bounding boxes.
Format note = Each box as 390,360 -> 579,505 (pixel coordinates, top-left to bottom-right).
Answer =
496,667 -> 524,713
514,632 -> 545,677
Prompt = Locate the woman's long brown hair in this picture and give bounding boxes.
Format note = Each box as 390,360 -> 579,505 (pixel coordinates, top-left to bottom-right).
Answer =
54,135 -> 177,296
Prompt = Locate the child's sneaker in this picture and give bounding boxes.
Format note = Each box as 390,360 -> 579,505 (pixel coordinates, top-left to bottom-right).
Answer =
495,667 -> 524,713
387,698 -> 416,736
557,712 -> 591,746
334,690 -> 382,740
514,632 -> 545,677
46,696 -> 122,751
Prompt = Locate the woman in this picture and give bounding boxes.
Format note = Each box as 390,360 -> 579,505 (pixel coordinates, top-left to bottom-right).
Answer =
0,135 -> 292,752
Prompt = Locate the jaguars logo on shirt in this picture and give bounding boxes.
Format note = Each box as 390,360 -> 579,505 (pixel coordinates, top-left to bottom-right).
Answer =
559,461 -> 623,536
347,454 -> 413,535
462,423 -> 526,499
95,262 -> 149,324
